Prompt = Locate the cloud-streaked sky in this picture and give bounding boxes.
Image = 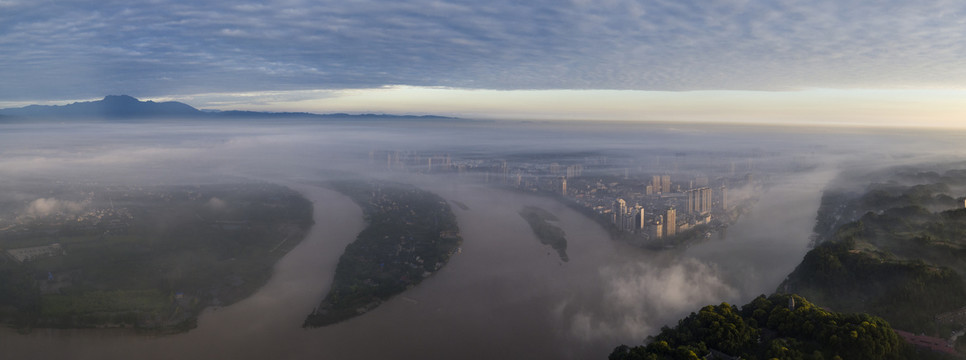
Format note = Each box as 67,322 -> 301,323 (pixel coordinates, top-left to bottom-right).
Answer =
3,0 -> 966,126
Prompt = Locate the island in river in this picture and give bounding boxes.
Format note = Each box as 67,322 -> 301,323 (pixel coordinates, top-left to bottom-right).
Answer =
518,206 -> 569,262
304,180 -> 462,327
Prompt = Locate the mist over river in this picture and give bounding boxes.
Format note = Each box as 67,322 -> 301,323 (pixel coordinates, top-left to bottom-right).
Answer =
3,172 -> 828,359
3,120 -> 966,359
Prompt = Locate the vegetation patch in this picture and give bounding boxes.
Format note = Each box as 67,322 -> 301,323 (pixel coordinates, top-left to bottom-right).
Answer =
787,167 -> 966,336
518,206 -> 569,262
304,180 -> 462,327
0,183 -> 314,333
610,294 -> 912,360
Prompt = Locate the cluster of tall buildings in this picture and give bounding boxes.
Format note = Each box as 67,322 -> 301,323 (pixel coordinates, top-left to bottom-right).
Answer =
367,148 -> 743,243
612,198 -> 678,239
645,175 -> 671,195
372,150 -> 453,172
549,163 -> 584,179
686,187 -> 713,215
609,175 -> 734,241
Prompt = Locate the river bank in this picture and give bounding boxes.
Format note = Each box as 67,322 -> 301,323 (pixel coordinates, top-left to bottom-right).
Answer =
1,184 -> 364,359
1,171 -> 832,360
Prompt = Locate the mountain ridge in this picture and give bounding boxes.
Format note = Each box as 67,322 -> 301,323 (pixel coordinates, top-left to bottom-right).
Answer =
0,95 -> 460,121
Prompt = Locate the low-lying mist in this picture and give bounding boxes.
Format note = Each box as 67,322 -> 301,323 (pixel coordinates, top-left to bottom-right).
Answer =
3,119 -> 966,359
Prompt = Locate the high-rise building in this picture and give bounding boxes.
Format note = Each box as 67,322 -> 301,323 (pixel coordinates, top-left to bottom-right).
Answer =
566,165 -> 582,178
686,187 -> 713,214
687,189 -> 696,213
623,213 -> 636,232
501,160 -> 508,184
652,175 -> 661,194
650,216 -> 663,240
661,175 -> 671,193
561,178 -> 567,196
703,187 -> 712,213
614,198 -> 627,229
718,186 -> 728,210
664,208 -> 676,237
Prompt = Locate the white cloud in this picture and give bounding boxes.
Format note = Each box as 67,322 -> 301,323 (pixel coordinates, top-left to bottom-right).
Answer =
23,198 -> 87,217
559,257 -> 739,343
1,0 -> 966,101
206,197 -> 227,210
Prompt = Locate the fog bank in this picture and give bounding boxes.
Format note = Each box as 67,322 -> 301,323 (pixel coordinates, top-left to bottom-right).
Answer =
3,119 -> 966,358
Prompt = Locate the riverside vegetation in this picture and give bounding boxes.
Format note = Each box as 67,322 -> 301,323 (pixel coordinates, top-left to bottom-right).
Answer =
0,183 -> 313,332
609,294 -> 912,360
518,206 -> 569,262
782,166 -> 966,343
304,180 -> 461,327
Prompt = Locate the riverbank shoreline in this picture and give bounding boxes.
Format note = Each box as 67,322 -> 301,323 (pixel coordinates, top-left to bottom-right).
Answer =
0,183 -> 365,359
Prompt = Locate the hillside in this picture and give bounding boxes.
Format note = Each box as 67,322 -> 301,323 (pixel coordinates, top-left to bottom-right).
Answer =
783,166 -> 966,340
781,239 -> 966,334
610,294 -> 912,360
610,166 -> 966,359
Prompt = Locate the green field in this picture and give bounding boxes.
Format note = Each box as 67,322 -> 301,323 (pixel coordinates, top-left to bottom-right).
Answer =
0,183 -> 313,332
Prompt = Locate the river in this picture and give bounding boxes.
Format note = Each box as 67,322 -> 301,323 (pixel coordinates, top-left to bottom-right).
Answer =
1,184 -> 364,359
1,167 -> 832,359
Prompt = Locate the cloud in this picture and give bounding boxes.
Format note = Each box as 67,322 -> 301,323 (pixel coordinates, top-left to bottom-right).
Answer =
558,257 -> 739,343
23,198 -> 87,217
1,1 -> 965,101
206,197 -> 227,211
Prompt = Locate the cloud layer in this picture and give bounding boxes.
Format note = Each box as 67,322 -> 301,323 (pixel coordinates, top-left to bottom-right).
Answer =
560,258 -> 739,343
2,1 -> 966,100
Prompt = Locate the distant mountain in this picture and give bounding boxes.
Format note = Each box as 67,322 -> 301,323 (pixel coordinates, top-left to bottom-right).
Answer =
0,95 -> 460,121
0,95 -> 203,119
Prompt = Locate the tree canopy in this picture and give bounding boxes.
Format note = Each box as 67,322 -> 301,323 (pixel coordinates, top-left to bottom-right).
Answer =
609,294 -> 908,360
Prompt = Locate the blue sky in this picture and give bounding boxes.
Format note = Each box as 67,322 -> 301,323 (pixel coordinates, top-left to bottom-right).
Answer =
3,0 -> 966,126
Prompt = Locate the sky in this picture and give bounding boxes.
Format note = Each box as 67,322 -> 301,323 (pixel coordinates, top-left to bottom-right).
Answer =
2,0 -> 966,126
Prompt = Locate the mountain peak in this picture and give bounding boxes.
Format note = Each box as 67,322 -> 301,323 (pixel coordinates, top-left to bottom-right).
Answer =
101,95 -> 140,103
0,95 -> 202,119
